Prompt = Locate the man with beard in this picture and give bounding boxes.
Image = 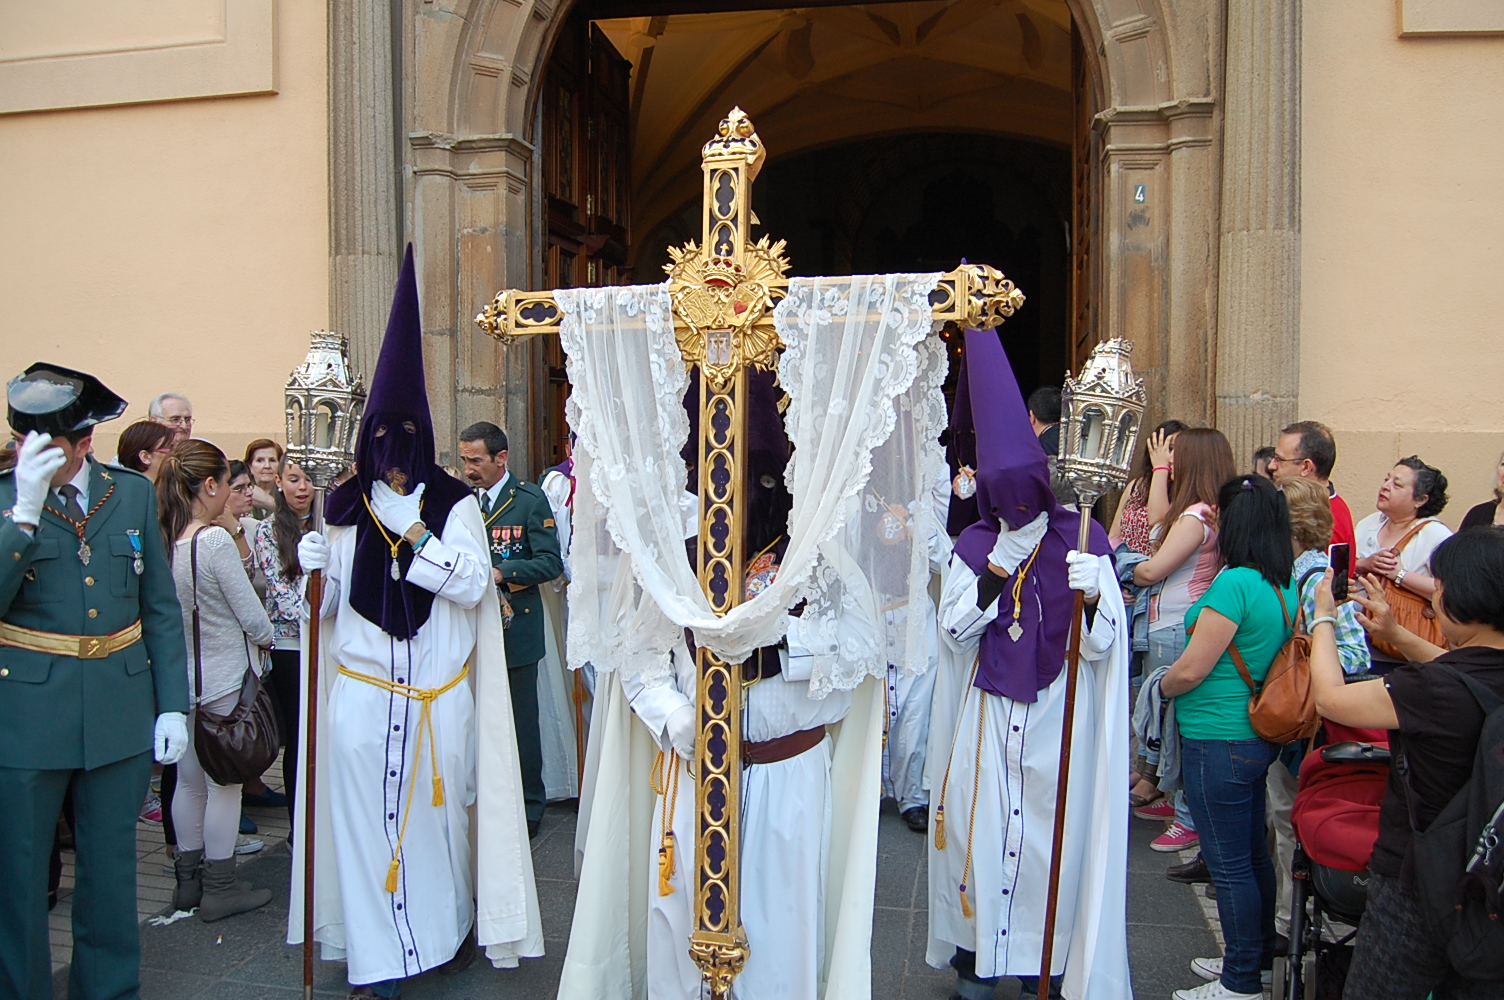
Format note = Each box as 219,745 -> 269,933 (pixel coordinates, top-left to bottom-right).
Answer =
457,421 -> 562,836
290,247 -> 542,998
926,329 -> 1131,1000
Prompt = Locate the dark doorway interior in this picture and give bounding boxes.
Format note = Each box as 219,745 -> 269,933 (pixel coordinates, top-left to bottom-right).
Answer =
638,132 -> 1071,397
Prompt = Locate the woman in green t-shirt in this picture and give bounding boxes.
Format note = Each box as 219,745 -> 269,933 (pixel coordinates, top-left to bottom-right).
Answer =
1160,475 -> 1296,1000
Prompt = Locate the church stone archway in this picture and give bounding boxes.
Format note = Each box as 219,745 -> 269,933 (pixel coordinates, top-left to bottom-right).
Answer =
384,0 -> 1222,473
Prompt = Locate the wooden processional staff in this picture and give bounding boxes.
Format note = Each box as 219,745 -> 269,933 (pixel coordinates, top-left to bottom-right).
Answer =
284,336 -> 366,1000
1036,341 -> 1144,1000
477,107 -> 1025,998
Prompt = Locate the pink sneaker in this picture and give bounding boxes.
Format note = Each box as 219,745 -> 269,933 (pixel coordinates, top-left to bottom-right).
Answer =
1151,821 -> 1200,853
1134,798 -> 1176,821
1131,793 -> 1179,818
138,790 -> 163,825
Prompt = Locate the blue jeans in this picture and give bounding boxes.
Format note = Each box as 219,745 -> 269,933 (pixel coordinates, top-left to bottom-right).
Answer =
1182,737 -> 1280,994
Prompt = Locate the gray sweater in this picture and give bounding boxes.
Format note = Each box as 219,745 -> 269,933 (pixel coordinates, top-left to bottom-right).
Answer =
173,526 -> 275,707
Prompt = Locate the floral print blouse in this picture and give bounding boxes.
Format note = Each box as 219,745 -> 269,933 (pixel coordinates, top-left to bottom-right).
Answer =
252,518 -> 304,649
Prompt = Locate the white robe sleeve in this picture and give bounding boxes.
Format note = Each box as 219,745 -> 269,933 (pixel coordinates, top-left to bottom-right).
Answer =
403,509 -> 491,609
1079,556 -> 1120,661
783,614 -> 815,681
939,555 -> 998,648
621,644 -> 694,746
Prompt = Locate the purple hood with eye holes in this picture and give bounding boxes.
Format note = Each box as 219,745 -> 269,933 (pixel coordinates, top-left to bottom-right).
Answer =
323,244 -> 473,640
950,328 -> 1111,702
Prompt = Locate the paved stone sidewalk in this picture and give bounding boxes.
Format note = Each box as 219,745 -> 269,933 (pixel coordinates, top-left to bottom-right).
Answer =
52,792 -> 1216,999
47,767 -> 293,977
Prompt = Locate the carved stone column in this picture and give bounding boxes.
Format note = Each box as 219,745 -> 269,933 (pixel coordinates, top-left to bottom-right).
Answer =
328,0 -> 401,379
1215,0 -> 1301,460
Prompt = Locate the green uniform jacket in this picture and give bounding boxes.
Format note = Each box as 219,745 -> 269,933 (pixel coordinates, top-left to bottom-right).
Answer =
0,458 -> 189,770
481,473 -> 563,667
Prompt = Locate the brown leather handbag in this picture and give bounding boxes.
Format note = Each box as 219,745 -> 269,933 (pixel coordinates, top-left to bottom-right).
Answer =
1227,584 -> 1321,745
1370,519 -> 1449,660
190,528 -> 281,787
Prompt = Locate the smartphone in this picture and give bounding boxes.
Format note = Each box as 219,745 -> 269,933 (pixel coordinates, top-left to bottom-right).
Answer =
1327,542 -> 1350,601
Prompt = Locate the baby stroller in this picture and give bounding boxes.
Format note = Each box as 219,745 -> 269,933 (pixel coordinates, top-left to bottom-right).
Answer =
1282,722 -> 1392,1000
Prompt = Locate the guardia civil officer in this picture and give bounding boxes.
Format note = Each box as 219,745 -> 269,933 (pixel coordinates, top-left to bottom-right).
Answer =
458,422 -> 562,838
0,364 -> 190,1000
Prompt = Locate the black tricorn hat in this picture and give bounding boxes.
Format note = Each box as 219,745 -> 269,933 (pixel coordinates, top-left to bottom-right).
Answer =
7,363 -> 128,437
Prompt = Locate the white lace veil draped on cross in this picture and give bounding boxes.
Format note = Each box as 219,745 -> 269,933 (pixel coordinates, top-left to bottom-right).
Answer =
557,274 -> 945,696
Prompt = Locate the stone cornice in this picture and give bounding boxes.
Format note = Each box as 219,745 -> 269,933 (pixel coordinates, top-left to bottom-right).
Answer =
408,132 -> 535,182
409,131 -> 536,154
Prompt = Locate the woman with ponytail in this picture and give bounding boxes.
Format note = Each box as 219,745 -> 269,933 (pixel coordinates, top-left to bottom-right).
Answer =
157,440 -> 277,921
250,456 -> 314,829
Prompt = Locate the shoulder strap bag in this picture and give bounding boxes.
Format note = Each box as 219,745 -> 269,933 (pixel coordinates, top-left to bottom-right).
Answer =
1371,519 -> 1449,660
1226,584 -> 1321,744
191,527 -> 282,787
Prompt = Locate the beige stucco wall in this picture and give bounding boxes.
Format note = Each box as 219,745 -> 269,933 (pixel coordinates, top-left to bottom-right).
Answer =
0,0 -> 327,463
1302,2 -> 1504,529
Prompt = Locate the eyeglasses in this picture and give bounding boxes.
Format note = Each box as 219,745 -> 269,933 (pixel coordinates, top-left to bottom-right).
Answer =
162,416 -> 193,427
230,482 -> 256,495
1269,453 -> 1304,467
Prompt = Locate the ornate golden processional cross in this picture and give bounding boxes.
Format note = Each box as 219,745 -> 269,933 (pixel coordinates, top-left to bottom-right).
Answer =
477,107 -> 1025,998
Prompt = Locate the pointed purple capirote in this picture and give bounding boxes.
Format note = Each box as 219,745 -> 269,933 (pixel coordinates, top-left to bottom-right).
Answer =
952,328 -> 1111,702
324,244 -> 474,640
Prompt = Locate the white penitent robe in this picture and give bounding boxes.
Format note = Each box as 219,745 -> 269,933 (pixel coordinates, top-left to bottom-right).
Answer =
926,552 -> 1131,1000
881,497 -> 950,814
538,464 -> 580,801
558,618 -> 886,1000
881,602 -> 938,813
288,498 -> 544,983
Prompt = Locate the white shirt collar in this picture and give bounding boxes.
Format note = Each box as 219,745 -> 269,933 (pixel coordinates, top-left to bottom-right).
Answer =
57,460 -> 90,510
483,471 -> 511,506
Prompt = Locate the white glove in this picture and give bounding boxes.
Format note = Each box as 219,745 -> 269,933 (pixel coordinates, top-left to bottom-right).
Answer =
11,432 -> 67,527
1065,549 -> 1100,601
665,703 -> 697,760
297,531 -> 332,572
988,511 -> 1050,575
154,712 -> 189,765
370,480 -> 426,536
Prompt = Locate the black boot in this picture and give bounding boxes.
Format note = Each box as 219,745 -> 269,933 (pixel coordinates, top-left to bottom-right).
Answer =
198,857 -> 272,922
173,848 -> 204,911
902,807 -> 928,833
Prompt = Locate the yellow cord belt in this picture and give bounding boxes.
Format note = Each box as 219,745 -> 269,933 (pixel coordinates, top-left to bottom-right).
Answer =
337,662 -> 470,893
651,749 -> 683,896
933,653 -> 984,919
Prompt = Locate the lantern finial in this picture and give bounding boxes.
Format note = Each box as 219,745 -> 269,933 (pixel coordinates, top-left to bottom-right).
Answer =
1058,338 -> 1147,505
284,330 -> 365,490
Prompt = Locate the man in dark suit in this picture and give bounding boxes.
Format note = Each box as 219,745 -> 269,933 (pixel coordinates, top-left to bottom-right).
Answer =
0,363 -> 190,1000
458,422 -> 562,838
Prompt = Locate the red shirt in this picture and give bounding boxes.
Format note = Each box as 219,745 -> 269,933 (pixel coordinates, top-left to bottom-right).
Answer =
1330,489 -> 1357,566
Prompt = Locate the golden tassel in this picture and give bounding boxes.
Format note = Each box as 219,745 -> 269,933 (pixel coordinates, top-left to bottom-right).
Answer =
959,883 -> 973,919
933,805 -> 947,851
432,774 -> 445,807
385,857 -> 401,894
658,832 -> 677,896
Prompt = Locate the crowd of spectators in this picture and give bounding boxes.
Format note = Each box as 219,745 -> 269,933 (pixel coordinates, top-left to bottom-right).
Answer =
1118,416 -> 1504,999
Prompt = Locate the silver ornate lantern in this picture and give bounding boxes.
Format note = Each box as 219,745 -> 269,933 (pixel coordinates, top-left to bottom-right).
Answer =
284,330 -> 365,492
1058,338 -> 1147,508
